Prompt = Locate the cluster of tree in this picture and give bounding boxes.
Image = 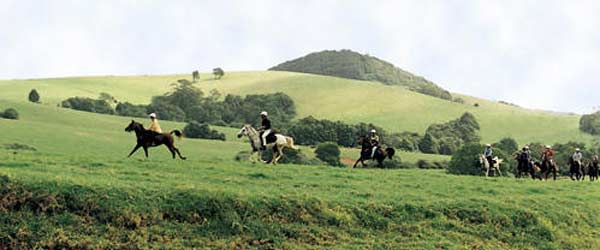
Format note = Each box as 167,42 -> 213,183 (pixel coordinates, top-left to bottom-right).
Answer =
269,49 -> 452,100
182,122 -> 225,141
61,97 -> 115,115
579,111 -> 600,135
286,116 -> 385,147
1,108 -> 19,120
60,79 -> 296,130
419,112 -> 480,155
145,79 -> 295,126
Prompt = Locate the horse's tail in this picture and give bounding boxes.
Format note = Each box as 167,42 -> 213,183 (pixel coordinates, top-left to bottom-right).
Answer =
285,136 -> 298,150
170,130 -> 183,140
385,148 -> 395,159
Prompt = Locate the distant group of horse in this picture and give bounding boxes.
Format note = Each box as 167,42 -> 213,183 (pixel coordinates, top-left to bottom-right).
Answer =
125,121 -> 394,166
479,153 -> 600,181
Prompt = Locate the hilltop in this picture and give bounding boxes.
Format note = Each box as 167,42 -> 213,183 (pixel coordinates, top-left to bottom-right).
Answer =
269,49 -> 452,100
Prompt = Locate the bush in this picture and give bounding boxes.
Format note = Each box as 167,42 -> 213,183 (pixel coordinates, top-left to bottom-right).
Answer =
376,156 -> 406,169
183,122 -> 225,141
28,89 -> 40,103
115,102 -> 148,118
1,108 -> 19,120
315,142 -> 341,166
61,97 -> 114,115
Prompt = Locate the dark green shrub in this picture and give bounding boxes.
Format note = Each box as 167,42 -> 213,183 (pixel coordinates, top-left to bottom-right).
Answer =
28,89 -> 40,103
61,97 -> 114,115
183,122 -> 225,141
115,102 -> 147,118
315,142 -> 341,166
1,108 -> 19,120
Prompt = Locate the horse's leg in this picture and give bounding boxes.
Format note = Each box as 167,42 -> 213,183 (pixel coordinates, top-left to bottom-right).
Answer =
128,144 -> 142,157
496,166 -> 502,177
274,146 -> 284,165
143,146 -> 149,158
173,146 -> 186,160
353,157 -> 362,168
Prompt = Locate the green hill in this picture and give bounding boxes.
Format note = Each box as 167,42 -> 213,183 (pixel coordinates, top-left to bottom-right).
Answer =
1,97 -> 600,249
0,71 -> 591,145
269,49 -> 452,100
1,73 -> 600,248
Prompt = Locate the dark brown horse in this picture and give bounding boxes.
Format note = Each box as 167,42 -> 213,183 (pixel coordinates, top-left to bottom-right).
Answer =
568,157 -> 583,181
125,120 -> 186,160
353,136 -> 395,168
540,155 -> 559,181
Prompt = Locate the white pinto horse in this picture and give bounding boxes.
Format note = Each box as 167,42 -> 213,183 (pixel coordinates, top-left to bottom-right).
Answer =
479,154 -> 503,177
237,124 -> 298,164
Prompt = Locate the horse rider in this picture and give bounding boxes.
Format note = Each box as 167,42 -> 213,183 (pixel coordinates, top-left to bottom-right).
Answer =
541,145 -> 555,167
572,148 -> 583,166
518,146 -> 532,171
148,113 -> 162,134
484,144 -> 494,166
259,111 -> 271,150
368,129 -> 380,158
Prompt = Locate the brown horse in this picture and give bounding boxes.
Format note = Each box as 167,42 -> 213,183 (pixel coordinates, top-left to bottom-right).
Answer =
540,156 -> 559,181
353,136 -> 395,168
125,120 -> 187,160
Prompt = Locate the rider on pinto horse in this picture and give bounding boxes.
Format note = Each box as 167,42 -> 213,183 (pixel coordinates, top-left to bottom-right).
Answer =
259,111 -> 272,150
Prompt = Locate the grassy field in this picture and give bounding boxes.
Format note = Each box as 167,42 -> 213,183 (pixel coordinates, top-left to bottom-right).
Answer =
0,71 -> 592,144
1,73 -> 600,249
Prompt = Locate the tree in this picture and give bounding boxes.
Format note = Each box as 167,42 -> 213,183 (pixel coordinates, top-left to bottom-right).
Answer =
580,111 -> 600,135
213,68 -> 224,79
146,97 -> 186,122
28,89 -> 40,103
192,70 -> 200,82
165,79 -> 204,116
99,92 -> 118,104
315,142 -> 341,166
495,137 -> 518,154
447,143 -> 483,175
1,108 -> 19,120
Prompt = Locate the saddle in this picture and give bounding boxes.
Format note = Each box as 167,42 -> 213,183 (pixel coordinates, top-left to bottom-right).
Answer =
260,130 -> 278,144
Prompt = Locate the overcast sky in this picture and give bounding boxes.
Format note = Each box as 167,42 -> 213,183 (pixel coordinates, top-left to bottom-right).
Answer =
1,0 -> 599,113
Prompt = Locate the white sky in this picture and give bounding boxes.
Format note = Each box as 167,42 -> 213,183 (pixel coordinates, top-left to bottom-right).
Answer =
1,0 -> 599,113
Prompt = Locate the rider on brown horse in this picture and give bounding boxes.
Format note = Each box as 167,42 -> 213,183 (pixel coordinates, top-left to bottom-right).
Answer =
368,129 -> 380,158
541,145 -> 555,168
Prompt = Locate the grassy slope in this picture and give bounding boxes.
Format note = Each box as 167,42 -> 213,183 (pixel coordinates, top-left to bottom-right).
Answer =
0,101 -> 600,248
0,71 -> 592,145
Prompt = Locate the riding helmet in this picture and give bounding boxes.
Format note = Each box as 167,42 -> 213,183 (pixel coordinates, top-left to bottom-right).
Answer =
260,111 -> 268,116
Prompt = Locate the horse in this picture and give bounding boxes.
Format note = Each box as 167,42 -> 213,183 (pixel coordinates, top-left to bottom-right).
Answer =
588,160 -> 599,181
479,154 -> 502,177
124,120 -> 187,160
352,136 -> 395,168
568,157 -> 583,181
236,124 -> 297,164
540,156 -> 559,181
514,154 -> 531,179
